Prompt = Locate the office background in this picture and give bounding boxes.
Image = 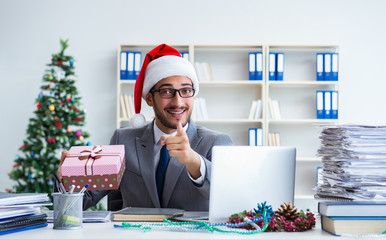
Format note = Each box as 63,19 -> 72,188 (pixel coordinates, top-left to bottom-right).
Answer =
0,0 -> 385,191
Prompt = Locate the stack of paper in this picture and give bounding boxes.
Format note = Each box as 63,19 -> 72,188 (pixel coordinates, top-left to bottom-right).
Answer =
316,125 -> 386,200
0,192 -> 51,235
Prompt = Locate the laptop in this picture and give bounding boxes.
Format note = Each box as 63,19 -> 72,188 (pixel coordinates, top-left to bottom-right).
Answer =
208,146 -> 296,222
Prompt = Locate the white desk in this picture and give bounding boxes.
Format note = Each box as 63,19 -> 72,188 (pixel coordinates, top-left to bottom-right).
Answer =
1,217 -> 352,240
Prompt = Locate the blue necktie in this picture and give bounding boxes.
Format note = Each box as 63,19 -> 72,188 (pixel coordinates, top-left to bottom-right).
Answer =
156,145 -> 170,203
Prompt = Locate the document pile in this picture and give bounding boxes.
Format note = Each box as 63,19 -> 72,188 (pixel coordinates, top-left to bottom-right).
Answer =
0,192 -> 51,235
316,125 -> 386,200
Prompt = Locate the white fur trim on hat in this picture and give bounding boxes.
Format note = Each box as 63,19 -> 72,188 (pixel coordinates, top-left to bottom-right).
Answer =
142,55 -> 199,99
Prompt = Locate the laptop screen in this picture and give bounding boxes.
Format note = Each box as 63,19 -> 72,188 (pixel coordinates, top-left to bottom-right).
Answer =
209,146 -> 296,222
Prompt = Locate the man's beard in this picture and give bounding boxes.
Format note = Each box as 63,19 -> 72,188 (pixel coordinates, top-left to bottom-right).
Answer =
153,99 -> 191,130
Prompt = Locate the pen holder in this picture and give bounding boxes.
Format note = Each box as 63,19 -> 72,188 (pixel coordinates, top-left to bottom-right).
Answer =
53,192 -> 83,230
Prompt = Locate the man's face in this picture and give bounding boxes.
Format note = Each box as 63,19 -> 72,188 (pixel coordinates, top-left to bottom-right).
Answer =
145,76 -> 195,134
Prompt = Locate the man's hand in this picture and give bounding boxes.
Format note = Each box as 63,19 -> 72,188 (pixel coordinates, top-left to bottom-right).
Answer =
57,150 -> 69,179
160,122 -> 201,179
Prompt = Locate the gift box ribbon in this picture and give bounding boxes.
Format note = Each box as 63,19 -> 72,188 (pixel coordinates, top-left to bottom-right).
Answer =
67,145 -> 122,176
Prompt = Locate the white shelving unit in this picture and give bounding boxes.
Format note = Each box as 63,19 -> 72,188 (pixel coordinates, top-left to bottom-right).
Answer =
116,44 -> 339,211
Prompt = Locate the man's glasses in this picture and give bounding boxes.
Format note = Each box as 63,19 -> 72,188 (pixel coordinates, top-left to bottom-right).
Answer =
151,88 -> 195,99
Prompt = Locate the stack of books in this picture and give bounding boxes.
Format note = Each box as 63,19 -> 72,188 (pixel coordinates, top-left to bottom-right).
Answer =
318,201 -> 386,236
0,192 -> 51,235
316,125 -> 386,236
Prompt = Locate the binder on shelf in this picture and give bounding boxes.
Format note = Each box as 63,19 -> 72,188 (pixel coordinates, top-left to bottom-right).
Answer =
248,100 -> 263,120
248,100 -> 258,119
248,128 -> 256,146
324,91 -> 332,119
276,53 -> 284,81
134,52 -> 142,80
119,94 -> 129,119
127,52 -> 135,80
248,52 -> 256,80
332,53 -> 339,81
316,91 -> 324,119
331,90 -> 338,119
316,166 -> 323,191
268,52 -> 276,81
256,128 -> 263,146
120,51 -> 127,80
180,52 -> 189,60
316,53 -> 324,81
256,52 -> 263,80
323,53 -> 332,80
254,99 -> 262,119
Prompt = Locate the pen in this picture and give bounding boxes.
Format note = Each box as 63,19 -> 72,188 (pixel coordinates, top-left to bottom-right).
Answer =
79,184 -> 89,194
54,173 -> 67,194
68,185 -> 75,194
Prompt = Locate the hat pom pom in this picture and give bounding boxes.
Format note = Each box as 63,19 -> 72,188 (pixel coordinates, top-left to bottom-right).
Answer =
129,113 -> 146,128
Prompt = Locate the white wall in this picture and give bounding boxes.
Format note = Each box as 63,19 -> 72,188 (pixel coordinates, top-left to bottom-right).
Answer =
1,0 -> 386,191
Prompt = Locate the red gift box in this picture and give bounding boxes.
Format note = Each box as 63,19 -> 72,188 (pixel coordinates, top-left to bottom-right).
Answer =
61,145 -> 125,191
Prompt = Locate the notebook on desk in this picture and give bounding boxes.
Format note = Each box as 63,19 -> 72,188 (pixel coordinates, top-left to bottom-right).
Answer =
208,146 -> 296,222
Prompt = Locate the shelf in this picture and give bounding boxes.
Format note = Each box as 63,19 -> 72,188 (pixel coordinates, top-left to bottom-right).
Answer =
117,44 -> 339,213
268,119 -> 338,124
198,81 -> 263,86
268,81 -> 338,86
295,194 -> 315,200
195,119 -> 263,124
297,157 -> 321,162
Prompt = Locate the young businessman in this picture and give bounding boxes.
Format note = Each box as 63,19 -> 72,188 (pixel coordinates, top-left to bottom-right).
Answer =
59,44 -> 232,211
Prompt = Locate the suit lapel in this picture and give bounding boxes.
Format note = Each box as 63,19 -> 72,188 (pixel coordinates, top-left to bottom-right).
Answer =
163,121 -> 203,206
135,123 -> 160,208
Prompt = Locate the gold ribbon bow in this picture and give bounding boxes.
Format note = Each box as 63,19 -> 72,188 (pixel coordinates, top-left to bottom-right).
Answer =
78,145 -> 103,160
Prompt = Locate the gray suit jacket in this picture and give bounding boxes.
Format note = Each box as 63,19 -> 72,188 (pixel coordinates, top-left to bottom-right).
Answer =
83,120 -> 232,211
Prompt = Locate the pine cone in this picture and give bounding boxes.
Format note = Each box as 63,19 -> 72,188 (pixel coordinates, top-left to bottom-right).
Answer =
275,202 -> 299,221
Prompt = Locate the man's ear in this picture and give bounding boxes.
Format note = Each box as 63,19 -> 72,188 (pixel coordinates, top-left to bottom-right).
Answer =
145,93 -> 154,107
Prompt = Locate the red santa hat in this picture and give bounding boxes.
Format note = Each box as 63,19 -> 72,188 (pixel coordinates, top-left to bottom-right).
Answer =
130,44 -> 199,127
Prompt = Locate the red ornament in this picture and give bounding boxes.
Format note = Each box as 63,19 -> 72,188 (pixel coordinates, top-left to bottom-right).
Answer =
21,144 -> 27,149
71,107 -> 78,112
47,137 -> 56,143
58,60 -> 63,66
37,103 -> 41,109
13,163 -> 21,168
67,98 -> 72,102
72,117 -> 84,121
55,123 -> 62,128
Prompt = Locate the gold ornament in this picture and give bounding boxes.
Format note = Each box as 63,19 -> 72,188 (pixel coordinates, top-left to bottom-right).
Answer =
49,104 -> 55,111
276,202 -> 299,221
79,136 -> 84,141
53,116 -> 60,124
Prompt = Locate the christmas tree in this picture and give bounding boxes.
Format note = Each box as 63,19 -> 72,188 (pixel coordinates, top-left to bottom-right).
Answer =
8,39 -> 90,196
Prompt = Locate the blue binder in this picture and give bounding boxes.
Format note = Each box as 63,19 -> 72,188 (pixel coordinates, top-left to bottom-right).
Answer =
316,91 -> 324,119
332,53 -> 339,81
331,90 -> 338,119
316,53 -> 324,81
256,52 -> 263,80
276,53 -> 284,81
248,128 -> 257,146
248,52 -> 256,80
324,91 -> 332,119
120,51 -> 127,80
134,52 -> 142,80
180,52 -> 189,60
324,53 -> 332,80
269,52 -> 276,81
127,52 -> 135,80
